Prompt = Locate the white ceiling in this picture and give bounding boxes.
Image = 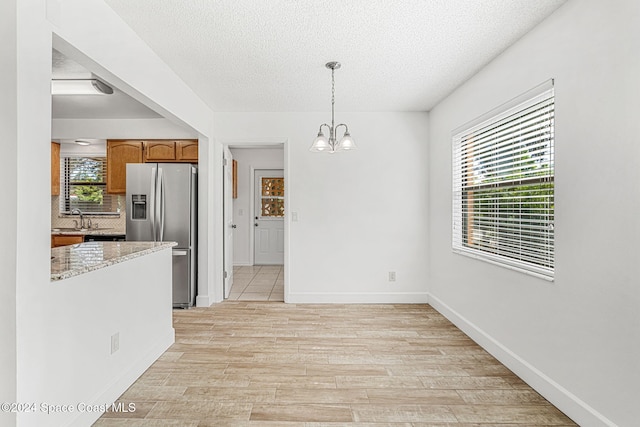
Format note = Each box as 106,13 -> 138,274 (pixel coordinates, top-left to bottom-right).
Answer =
51,49 -> 162,119
102,0 -> 567,113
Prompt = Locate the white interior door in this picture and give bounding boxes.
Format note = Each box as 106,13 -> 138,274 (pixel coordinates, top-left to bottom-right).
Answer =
223,147 -> 234,298
254,169 -> 284,265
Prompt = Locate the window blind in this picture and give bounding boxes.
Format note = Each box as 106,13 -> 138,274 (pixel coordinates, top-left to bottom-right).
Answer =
60,157 -> 120,214
452,82 -> 554,279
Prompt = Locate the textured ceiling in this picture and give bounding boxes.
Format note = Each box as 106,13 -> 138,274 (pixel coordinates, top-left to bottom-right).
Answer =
103,0 -> 566,113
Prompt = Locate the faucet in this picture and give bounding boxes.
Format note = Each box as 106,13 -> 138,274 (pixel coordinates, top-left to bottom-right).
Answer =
71,208 -> 85,229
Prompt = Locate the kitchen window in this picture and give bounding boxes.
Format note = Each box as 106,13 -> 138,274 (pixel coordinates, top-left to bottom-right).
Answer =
60,157 -> 121,214
452,80 -> 555,280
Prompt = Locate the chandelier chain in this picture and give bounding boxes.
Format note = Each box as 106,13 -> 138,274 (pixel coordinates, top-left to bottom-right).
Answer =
331,67 -> 335,107
331,67 -> 336,132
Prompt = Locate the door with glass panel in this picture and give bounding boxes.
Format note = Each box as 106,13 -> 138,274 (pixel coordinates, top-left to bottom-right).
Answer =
254,170 -> 284,265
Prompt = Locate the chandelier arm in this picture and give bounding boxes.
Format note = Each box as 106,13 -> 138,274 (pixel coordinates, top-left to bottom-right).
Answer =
335,123 -> 349,136
318,123 -> 331,134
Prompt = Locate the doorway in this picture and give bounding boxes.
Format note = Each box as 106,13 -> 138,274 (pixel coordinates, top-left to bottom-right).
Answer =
223,147 -> 234,299
223,145 -> 285,301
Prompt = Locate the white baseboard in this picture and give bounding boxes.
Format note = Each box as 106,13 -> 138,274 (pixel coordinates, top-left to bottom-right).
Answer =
287,292 -> 429,304
70,329 -> 175,427
427,293 -> 616,427
233,262 -> 253,266
196,295 -> 212,307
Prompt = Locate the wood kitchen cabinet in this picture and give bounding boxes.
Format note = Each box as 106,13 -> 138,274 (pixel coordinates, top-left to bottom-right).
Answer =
144,140 -> 198,162
51,234 -> 84,248
143,141 -> 176,162
106,140 -> 144,194
51,142 -> 60,195
176,140 -> 198,162
106,139 -> 197,194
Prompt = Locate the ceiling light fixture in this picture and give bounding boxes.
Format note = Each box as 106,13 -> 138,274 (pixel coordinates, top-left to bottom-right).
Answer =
51,79 -> 114,95
75,140 -> 91,146
309,62 -> 356,153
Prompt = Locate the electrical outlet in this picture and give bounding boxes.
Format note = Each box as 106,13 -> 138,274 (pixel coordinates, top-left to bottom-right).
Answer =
111,332 -> 120,354
388,271 -> 396,282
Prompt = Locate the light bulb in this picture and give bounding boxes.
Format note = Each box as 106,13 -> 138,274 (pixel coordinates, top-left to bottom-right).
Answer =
337,132 -> 356,151
309,132 -> 330,152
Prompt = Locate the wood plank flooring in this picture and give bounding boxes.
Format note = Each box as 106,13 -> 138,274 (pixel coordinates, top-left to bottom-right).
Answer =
93,302 -> 576,426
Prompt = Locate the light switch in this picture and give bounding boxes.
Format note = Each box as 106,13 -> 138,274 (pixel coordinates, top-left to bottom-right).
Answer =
292,211 -> 298,222
238,209 -> 244,216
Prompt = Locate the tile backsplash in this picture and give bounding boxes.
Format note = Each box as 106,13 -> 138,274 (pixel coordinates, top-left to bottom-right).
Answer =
51,195 -> 126,233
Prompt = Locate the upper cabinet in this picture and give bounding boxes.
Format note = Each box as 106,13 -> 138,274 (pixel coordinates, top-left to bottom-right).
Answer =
107,140 -> 144,194
176,140 -> 198,162
106,139 -> 198,194
144,140 -> 198,162
144,141 -> 176,162
51,142 -> 60,196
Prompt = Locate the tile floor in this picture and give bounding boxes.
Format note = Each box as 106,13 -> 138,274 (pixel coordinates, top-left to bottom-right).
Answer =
227,265 -> 284,301
94,302 -> 577,426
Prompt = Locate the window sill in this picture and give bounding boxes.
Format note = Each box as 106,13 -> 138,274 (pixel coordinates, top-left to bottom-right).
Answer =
452,247 -> 554,282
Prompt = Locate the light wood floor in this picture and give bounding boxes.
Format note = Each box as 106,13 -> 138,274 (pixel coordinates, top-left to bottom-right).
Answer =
94,302 -> 576,426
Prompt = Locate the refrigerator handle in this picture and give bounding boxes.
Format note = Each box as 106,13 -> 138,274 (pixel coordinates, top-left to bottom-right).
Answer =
150,167 -> 157,241
158,167 -> 166,241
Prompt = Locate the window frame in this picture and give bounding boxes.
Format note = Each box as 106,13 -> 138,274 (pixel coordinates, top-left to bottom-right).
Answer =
452,80 -> 555,280
60,156 -> 121,216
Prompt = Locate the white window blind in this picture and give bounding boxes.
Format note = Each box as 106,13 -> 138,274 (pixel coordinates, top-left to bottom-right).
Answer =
60,157 -> 121,214
452,81 -> 554,279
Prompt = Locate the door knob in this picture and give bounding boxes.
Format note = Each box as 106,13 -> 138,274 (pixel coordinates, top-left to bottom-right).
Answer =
254,223 -> 258,227
231,224 -> 237,229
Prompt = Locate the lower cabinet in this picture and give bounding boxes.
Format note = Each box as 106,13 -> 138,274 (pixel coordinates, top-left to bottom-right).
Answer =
51,235 -> 84,248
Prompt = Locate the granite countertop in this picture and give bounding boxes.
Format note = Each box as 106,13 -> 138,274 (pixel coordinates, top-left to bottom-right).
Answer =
51,228 -> 126,236
51,241 -> 177,281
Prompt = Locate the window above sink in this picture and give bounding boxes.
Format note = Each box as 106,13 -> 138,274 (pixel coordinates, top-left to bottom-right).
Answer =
59,156 -> 123,215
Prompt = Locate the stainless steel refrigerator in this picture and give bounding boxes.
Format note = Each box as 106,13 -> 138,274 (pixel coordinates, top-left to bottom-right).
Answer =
126,163 -> 197,308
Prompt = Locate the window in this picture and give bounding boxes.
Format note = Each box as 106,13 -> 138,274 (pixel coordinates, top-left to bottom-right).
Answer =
60,157 -> 121,214
260,177 -> 285,217
452,81 -> 554,279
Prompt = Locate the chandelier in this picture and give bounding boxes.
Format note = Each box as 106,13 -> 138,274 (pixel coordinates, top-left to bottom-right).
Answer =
309,62 -> 356,153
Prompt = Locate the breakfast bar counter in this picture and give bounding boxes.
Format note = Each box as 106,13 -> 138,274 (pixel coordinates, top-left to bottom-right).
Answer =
51,241 -> 177,281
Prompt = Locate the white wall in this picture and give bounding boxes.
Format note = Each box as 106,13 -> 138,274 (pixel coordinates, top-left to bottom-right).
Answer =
2,0 -> 218,426
229,147 -> 284,265
27,249 -> 174,427
215,112 -> 430,303
52,118 -> 194,140
427,1 -> 640,425
0,0 -> 18,425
